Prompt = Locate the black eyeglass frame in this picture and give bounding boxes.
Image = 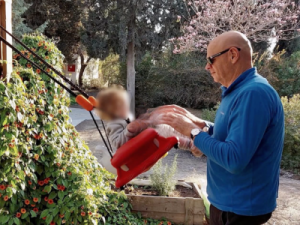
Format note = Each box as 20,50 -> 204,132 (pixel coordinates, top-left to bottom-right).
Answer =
207,47 -> 241,65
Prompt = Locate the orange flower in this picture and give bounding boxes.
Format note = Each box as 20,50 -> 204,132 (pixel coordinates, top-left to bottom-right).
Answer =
33,197 -> 38,203
44,196 -> 48,201
8,143 -> 15,148
167,222 -> 172,225
4,124 -> 9,130
0,185 -> 5,190
46,68 -> 51,73
27,64 -> 32,68
36,69 -> 41,74
48,199 -> 54,204
44,179 -> 49,184
38,42 -> 43,47
25,199 -> 30,205
59,214 -> 64,218
88,212 -> 92,216
16,212 -> 21,218
81,211 -> 86,217
50,114 -> 54,118
34,154 -> 39,160
45,56 -> 49,60
38,180 -> 44,186
31,204 -> 35,207
28,180 -> 32,185
4,196 -> 9,201
33,208 -> 38,212
56,163 -> 61,167
44,45 -> 48,50
21,208 -> 26,214
31,48 -> 36,52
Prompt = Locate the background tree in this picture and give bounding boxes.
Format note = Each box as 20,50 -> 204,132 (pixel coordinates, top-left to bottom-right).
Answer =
172,0 -> 300,53
81,0 -> 188,114
22,0 -> 91,86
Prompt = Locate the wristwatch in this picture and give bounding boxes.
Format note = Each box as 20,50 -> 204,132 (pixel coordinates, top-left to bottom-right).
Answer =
191,128 -> 203,140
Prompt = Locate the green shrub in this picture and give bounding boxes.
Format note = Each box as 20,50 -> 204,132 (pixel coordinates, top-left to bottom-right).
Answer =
150,155 -> 177,196
135,51 -> 221,110
257,50 -> 300,97
281,95 -> 300,174
201,103 -> 220,123
0,34 -> 163,225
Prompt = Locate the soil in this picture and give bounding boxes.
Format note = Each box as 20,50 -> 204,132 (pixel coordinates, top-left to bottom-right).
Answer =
116,185 -> 200,198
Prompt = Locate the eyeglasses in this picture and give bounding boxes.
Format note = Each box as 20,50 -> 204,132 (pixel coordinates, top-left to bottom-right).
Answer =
207,47 -> 241,65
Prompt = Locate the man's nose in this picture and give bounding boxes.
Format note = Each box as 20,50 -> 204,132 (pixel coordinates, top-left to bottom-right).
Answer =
205,62 -> 212,71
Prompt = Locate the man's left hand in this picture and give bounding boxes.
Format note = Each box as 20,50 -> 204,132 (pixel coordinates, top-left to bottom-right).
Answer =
153,113 -> 200,137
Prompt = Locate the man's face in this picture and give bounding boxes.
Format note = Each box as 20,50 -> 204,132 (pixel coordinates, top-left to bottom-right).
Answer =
205,44 -> 229,86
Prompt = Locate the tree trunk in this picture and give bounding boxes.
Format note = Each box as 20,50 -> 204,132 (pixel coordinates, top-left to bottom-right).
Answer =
78,53 -> 91,87
127,42 -> 136,116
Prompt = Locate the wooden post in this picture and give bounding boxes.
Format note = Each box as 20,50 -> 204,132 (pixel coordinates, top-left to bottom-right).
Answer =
0,0 -> 13,81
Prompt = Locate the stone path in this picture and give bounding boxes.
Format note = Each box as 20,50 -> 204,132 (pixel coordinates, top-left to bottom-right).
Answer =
71,108 -> 300,225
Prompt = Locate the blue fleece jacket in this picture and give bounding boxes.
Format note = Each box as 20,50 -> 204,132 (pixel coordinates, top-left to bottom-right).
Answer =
194,68 -> 284,216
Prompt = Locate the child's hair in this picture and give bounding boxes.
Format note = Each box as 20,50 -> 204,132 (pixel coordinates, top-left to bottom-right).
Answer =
96,86 -> 129,121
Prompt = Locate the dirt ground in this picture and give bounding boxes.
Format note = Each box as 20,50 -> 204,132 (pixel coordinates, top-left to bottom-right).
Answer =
76,119 -> 300,225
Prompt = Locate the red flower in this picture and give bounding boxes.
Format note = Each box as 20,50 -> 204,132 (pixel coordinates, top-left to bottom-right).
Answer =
25,199 -> 30,205
4,196 -> 9,201
21,208 -> 26,214
59,214 -> 64,218
46,68 -> 51,73
0,185 -> 6,190
31,204 -> 35,207
28,180 -> 32,185
44,179 -> 49,184
44,196 -> 48,202
16,212 -> 21,218
33,197 -> 38,203
50,222 -> 55,225
57,184 -> 61,190
48,199 -> 54,205
33,208 -> 39,212
67,172 -> 72,176
4,124 -> 9,130
36,69 -> 41,74
60,186 -> 66,191
38,180 -> 44,186
42,217 -> 46,220
81,211 -> 86,217
8,143 -> 15,148
27,64 -> 32,68
88,212 -> 92,216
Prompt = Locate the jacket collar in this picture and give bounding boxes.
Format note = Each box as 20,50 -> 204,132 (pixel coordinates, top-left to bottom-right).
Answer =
221,67 -> 256,98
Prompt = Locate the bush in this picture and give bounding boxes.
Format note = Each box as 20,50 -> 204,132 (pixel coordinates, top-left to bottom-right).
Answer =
201,103 -> 220,123
0,34 -> 162,225
257,50 -> 300,97
281,95 -> 300,174
150,155 -> 177,196
135,51 -> 221,110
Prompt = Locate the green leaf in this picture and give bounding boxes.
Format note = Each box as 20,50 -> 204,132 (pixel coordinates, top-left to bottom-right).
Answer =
45,214 -> 53,225
58,191 -> 65,199
30,210 -> 37,218
40,209 -> 49,218
13,218 -> 20,225
0,215 -> 10,224
49,192 -> 57,200
21,212 -> 29,219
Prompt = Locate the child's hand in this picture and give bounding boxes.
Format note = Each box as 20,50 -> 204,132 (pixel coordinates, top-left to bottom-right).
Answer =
127,119 -> 151,135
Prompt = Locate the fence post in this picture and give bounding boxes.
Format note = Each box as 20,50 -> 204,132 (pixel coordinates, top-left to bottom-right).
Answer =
0,0 -> 12,82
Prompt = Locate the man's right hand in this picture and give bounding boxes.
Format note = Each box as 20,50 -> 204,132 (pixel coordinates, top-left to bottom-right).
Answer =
148,105 -> 207,129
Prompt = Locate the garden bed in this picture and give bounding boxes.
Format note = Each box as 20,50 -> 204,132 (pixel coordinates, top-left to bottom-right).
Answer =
117,182 -> 206,225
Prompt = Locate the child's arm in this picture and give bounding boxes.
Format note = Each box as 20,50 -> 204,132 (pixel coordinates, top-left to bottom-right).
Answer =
107,120 -> 136,150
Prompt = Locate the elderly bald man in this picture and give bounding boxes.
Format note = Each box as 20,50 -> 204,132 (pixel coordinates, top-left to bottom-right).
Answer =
154,31 -> 284,225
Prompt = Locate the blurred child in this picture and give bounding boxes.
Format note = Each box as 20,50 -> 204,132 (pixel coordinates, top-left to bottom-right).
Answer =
95,86 -> 203,173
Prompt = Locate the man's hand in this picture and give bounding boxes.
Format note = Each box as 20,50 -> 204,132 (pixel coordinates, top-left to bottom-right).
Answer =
149,105 -> 207,129
153,113 -> 200,137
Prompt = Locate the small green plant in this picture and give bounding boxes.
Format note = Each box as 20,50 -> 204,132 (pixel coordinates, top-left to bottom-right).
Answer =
150,155 -> 178,196
281,95 -> 300,174
201,103 -> 220,122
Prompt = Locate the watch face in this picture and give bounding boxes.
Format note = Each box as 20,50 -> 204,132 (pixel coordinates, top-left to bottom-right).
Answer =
192,129 -> 201,136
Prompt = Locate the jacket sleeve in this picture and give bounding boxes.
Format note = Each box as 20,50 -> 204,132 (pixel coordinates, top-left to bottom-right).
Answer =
194,89 -> 271,174
106,120 -> 135,150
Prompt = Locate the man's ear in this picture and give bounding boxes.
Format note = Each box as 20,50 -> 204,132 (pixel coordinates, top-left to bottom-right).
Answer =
229,48 -> 240,64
